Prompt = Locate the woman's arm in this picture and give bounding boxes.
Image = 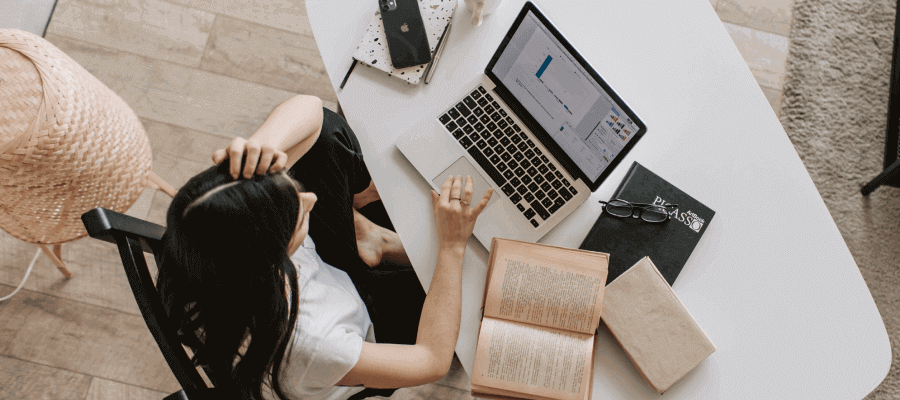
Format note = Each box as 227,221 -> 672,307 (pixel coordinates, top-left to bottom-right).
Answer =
337,176 -> 493,388
212,94 -> 323,179
339,246 -> 464,387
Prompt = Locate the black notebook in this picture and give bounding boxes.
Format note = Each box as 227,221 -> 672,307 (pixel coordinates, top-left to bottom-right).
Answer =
580,162 -> 715,285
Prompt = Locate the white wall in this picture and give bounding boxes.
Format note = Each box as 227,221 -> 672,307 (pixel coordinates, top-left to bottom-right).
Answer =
0,0 -> 58,36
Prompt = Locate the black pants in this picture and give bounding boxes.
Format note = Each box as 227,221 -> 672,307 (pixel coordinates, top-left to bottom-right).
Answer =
287,109 -> 426,396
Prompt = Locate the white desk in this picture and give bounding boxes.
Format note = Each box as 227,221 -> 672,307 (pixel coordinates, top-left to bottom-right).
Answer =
306,1 -> 891,397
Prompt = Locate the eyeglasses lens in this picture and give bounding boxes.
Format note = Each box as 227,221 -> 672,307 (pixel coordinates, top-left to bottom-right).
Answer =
642,206 -> 669,222
605,200 -> 632,217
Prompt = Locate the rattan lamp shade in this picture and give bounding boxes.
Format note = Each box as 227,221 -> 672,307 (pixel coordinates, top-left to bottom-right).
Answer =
0,29 -> 152,245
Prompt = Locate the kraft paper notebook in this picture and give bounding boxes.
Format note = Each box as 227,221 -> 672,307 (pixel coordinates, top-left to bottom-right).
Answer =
353,0 -> 456,84
601,257 -> 716,394
471,238 -> 609,400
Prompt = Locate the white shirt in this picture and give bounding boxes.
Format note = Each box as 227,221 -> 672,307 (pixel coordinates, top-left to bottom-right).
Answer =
269,234 -> 375,400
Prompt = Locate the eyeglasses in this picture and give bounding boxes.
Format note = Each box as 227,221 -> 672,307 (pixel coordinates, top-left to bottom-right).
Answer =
598,199 -> 678,223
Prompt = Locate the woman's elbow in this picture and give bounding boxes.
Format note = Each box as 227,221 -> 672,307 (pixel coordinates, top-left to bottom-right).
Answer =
421,352 -> 453,384
281,94 -> 321,111
307,95 -> 323,110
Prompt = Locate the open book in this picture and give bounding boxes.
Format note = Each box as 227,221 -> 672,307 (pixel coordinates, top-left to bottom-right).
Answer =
471,238 -> 609,400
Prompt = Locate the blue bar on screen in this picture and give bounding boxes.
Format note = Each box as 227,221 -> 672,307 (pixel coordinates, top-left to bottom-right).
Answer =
536,55 -> 552,78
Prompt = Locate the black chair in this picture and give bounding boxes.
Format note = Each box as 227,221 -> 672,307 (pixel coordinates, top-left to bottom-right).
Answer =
862,0 -> 900,195
81,208 -> 221,400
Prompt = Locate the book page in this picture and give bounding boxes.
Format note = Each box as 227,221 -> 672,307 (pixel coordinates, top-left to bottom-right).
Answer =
471,318 -> 593,400
484,239 -> 608,334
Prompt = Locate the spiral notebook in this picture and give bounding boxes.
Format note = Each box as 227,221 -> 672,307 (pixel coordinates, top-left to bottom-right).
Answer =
353,0 -> 457,84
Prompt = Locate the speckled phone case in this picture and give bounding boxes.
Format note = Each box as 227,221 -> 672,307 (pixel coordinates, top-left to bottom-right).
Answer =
354,0 -> 456,84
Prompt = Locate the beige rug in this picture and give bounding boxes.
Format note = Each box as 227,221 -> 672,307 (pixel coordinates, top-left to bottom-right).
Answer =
781,0 -> 900,397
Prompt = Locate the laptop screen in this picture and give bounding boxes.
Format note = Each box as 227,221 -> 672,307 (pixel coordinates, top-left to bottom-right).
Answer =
486,4 -> 645,189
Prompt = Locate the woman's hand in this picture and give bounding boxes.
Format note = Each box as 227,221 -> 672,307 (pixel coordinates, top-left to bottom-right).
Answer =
212,137 -> 288,179
431,175 -> 493,252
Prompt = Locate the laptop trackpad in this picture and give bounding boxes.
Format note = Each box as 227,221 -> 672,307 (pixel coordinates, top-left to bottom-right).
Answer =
431,157 -> 498,209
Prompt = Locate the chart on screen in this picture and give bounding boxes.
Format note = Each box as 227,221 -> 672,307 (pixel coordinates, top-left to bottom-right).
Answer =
494,10 -> 641,181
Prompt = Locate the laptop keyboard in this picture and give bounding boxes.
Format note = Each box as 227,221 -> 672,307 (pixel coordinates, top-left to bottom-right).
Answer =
438,85 -> 578,228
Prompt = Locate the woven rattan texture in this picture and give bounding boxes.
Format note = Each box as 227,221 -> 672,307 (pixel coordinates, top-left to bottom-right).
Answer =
0,29 -> 152,245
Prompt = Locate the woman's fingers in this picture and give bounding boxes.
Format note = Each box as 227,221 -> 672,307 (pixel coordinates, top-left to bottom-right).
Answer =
256,149 -> 274,176
227,138 -> 247,179
270,152 -> 288,173
462,176 -> 474,204
439,175 -> 453,204
215,138 -> 287,178
242,140 -> 262,179
212,149 -> 227,165
449,175 -> 463,202
471,188 -> 494,215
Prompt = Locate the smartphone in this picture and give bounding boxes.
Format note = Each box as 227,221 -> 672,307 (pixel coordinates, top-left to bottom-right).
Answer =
379,0 -> 431,69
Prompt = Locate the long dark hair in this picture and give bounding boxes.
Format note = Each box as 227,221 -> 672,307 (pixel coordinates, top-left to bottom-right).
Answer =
157,162 -> 301,400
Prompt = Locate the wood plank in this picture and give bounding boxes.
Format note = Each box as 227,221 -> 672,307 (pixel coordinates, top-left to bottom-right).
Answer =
143,118 -> 232,165
722,22 -> 789,90
86,377 -> 169,400
44,34 -> 299,139
150,152 -> 213,194
200,16 -> 337,102
0,355 -> 92,400
142,117 -> 233,193
0,231 -> 142,315
125,188 -> 157,221
166,0 -> 313,36
0,284 -> 180,393
146,191 -> 173,227
716,0 -> 793,37
46,0 -> 215,67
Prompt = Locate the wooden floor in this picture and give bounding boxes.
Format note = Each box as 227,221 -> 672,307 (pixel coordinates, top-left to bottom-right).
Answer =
0,0 -> 790,398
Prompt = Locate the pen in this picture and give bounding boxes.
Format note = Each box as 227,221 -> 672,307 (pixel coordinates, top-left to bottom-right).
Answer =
339,58 -> 357,89
422,23 -> 449,83
424,22 -> 452,84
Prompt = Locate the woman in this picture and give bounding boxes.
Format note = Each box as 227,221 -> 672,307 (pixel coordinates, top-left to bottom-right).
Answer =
157,94 -> 492,400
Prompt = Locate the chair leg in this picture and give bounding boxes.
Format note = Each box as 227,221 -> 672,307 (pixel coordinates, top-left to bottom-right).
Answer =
147,170 -> 178,198
862,159 -> 900,195
38,244 -> 72,279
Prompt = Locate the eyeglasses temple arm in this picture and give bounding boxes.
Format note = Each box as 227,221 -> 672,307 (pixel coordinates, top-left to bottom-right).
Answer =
631,203 -> 678,208
597,200 -> 678,208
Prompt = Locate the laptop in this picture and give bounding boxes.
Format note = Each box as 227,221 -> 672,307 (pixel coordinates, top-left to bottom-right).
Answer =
396,1 -> 647,249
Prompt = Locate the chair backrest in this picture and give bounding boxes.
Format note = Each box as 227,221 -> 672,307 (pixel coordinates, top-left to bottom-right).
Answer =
81,208 -> 218,400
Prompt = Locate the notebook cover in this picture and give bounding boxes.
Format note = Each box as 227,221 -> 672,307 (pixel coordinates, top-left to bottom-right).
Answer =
353,0 -> 456,84
600,257 -> 715,394
579,161 -> 715,285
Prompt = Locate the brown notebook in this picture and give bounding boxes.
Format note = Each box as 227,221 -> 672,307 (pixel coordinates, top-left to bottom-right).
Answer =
471,238 -> 609,400
601,257 -> 716,394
